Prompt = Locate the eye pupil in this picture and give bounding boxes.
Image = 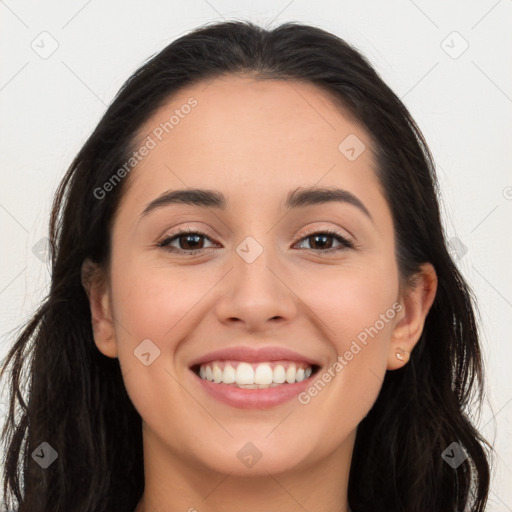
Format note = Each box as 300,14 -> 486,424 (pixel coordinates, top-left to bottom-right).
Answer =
310,234 -> 333,250
181,234 -> 202,250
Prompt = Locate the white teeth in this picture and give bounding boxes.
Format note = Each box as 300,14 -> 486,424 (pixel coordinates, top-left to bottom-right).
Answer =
222,364 -> 236,384
254,364 -> 273,384
285,363 -> 297,383
272,365 -> 286,384
236,362 -> 254,384
212,363 -> 223,383
196,360 -> 315,387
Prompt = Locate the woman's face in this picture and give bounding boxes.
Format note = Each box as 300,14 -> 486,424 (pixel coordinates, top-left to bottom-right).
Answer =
88,75 -> 429,477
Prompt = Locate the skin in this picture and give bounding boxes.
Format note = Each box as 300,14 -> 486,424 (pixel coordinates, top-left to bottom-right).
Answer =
83,75 -> 437,512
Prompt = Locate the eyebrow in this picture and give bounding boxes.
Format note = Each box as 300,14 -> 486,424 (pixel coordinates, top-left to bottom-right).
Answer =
141,186 -> 373,221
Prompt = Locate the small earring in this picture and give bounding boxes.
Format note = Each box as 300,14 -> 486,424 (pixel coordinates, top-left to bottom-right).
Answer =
395,348 -> 409,361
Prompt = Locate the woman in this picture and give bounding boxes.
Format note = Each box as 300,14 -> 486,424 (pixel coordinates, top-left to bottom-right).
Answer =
0,19 -> 492,512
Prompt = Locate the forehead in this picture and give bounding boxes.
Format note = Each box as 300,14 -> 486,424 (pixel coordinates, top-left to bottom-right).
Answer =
120,75 -> 382,218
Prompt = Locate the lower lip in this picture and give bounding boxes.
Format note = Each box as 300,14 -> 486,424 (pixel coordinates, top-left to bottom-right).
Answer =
190,369 -> 316,409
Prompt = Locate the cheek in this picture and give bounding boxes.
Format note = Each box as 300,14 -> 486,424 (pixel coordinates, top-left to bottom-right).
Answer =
110,258 -> 202,341
108,258 -> 204,432
303,256 -> 399,346
297,260 -> 398,420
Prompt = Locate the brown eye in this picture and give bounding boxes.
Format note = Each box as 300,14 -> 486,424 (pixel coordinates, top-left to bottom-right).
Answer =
157,228 -> 354,256
295,230 -> 353,253
158,229 -> 216,254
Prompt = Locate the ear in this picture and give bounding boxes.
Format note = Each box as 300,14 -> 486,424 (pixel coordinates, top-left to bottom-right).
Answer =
387,263 -> 438,370
81,258 -> 118,358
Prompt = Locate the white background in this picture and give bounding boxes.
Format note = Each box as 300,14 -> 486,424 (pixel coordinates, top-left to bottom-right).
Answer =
0,0 -> 511,509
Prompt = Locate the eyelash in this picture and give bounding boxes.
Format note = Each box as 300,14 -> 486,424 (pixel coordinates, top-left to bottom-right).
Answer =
157,227 -> 355,255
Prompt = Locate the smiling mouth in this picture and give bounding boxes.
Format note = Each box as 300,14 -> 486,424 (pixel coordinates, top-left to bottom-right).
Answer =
190,360 -> 322,389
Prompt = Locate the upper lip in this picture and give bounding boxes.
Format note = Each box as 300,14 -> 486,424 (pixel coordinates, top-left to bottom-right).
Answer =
188,346 -> 322,368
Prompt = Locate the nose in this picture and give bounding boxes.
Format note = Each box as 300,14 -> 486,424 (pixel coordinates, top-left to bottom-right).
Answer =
213,243 -> 298,332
